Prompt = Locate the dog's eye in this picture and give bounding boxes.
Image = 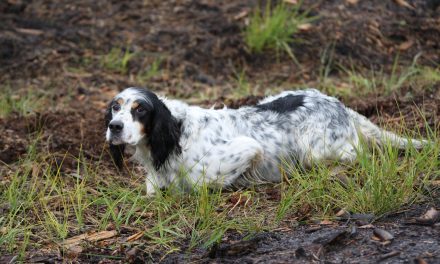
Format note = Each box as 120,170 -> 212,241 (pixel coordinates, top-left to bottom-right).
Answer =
112,104 -> 121,112
136,107 -> 146,113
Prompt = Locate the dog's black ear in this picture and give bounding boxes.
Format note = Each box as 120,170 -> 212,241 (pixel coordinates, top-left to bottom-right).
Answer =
109,144 -> 125,169
105,100 -> 125,169
149,99 -> 182,170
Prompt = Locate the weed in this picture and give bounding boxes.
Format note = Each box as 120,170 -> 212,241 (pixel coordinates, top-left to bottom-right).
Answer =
316,43 -> 345,96
279,123 -> 439,218
232,69 -> 253,97
244,1 -> 311,60
343,54 -> 433,96
101,47 -> 136,74
138,57 -> 162,83
69,169 -> 89,229
316,52 -> 440,99
275,184 -> 308,221
0,87 -> 45,117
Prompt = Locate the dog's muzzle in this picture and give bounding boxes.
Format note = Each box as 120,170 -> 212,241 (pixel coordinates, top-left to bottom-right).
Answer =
109,120 -> 124,134
108,120 -> 124,144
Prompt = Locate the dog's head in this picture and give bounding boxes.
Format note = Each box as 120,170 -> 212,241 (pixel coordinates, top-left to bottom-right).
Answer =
105,87 -> 181,170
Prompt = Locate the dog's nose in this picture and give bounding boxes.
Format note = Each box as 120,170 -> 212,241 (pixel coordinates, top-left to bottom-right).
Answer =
109,120 -> 124,133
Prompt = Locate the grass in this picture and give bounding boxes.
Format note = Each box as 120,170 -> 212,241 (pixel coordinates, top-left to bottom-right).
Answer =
344,65 -> 440,98
0,63 -> 439,261
232,69 -> 253,97
0,136 -> 269,260
280,131 -> 439,218
344,55 -> 426,96
137,57 -> 163,84
244,1 -> 311,60
101,47 -> 137,74
0,87 -> 45,117
315,52 -> 440,99
1,120 -> 438,261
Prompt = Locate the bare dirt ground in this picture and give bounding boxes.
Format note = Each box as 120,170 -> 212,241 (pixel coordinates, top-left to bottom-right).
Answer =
1,0 -> 439,263
163,203 -> 440,264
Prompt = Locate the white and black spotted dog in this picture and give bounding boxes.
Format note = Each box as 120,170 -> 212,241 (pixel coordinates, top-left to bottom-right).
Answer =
105,87 -> 426,195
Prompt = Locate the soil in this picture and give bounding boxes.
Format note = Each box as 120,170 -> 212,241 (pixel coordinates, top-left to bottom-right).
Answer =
163,203 -> 440,264
0,0 -> 439,263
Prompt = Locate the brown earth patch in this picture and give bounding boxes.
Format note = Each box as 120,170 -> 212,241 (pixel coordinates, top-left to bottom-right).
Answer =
0,0 -> 439,263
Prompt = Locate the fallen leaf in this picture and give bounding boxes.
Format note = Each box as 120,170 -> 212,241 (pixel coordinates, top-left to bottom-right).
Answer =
319,220 -> 334,225
62,230 -> 118,247
234,10 -> 249,20
346,0 -> 359,4
418,207 -> 440,221
336,209 -> 349,218
405,207 -> 440,226
283,0 -> 298,4
398,40 -> 414,51
415,207 -> 440,224
394,0 -> 415,9
359,224 -> 375,229
126,231 -> 144,242
15,28 -> 44,35
373,228 -> 394,241
298,23 -> 313,31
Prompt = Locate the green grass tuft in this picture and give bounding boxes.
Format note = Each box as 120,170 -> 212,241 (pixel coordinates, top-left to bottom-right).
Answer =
137,57 -> 163,84
0,87 -> 45,117
278,125 -> 439,218
244,1 -> 311,58
101,47 -> 137,74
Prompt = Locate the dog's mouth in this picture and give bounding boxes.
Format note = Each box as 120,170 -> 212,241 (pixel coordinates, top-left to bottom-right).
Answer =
108,135 -> 124,145
109,137 -> 124,145
109,134 -> 140,146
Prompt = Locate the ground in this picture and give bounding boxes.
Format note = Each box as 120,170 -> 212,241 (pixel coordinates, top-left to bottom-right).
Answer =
0,0 -> 439,263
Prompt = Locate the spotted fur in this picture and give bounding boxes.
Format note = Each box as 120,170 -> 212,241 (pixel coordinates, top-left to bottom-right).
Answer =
105,87 -> 427,195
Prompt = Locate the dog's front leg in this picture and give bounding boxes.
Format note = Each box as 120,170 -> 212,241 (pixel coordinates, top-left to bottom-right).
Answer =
145,177 -> 158,196
144,171 -> 168,196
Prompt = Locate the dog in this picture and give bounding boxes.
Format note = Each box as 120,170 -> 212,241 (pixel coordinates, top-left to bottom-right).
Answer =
105,87 -> 426,195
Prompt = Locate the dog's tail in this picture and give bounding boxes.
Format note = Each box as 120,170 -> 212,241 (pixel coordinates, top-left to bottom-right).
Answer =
347,108 -> 428,149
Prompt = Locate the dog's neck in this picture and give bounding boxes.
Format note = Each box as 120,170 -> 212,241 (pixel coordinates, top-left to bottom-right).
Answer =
131,139 -> 161,179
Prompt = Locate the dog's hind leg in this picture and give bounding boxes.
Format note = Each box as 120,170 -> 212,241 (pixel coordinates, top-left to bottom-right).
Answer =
187,136 -> 264,188
336,143 -> 359,163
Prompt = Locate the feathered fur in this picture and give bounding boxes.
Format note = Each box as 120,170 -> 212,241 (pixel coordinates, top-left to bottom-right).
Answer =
105,87 -> 427,195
